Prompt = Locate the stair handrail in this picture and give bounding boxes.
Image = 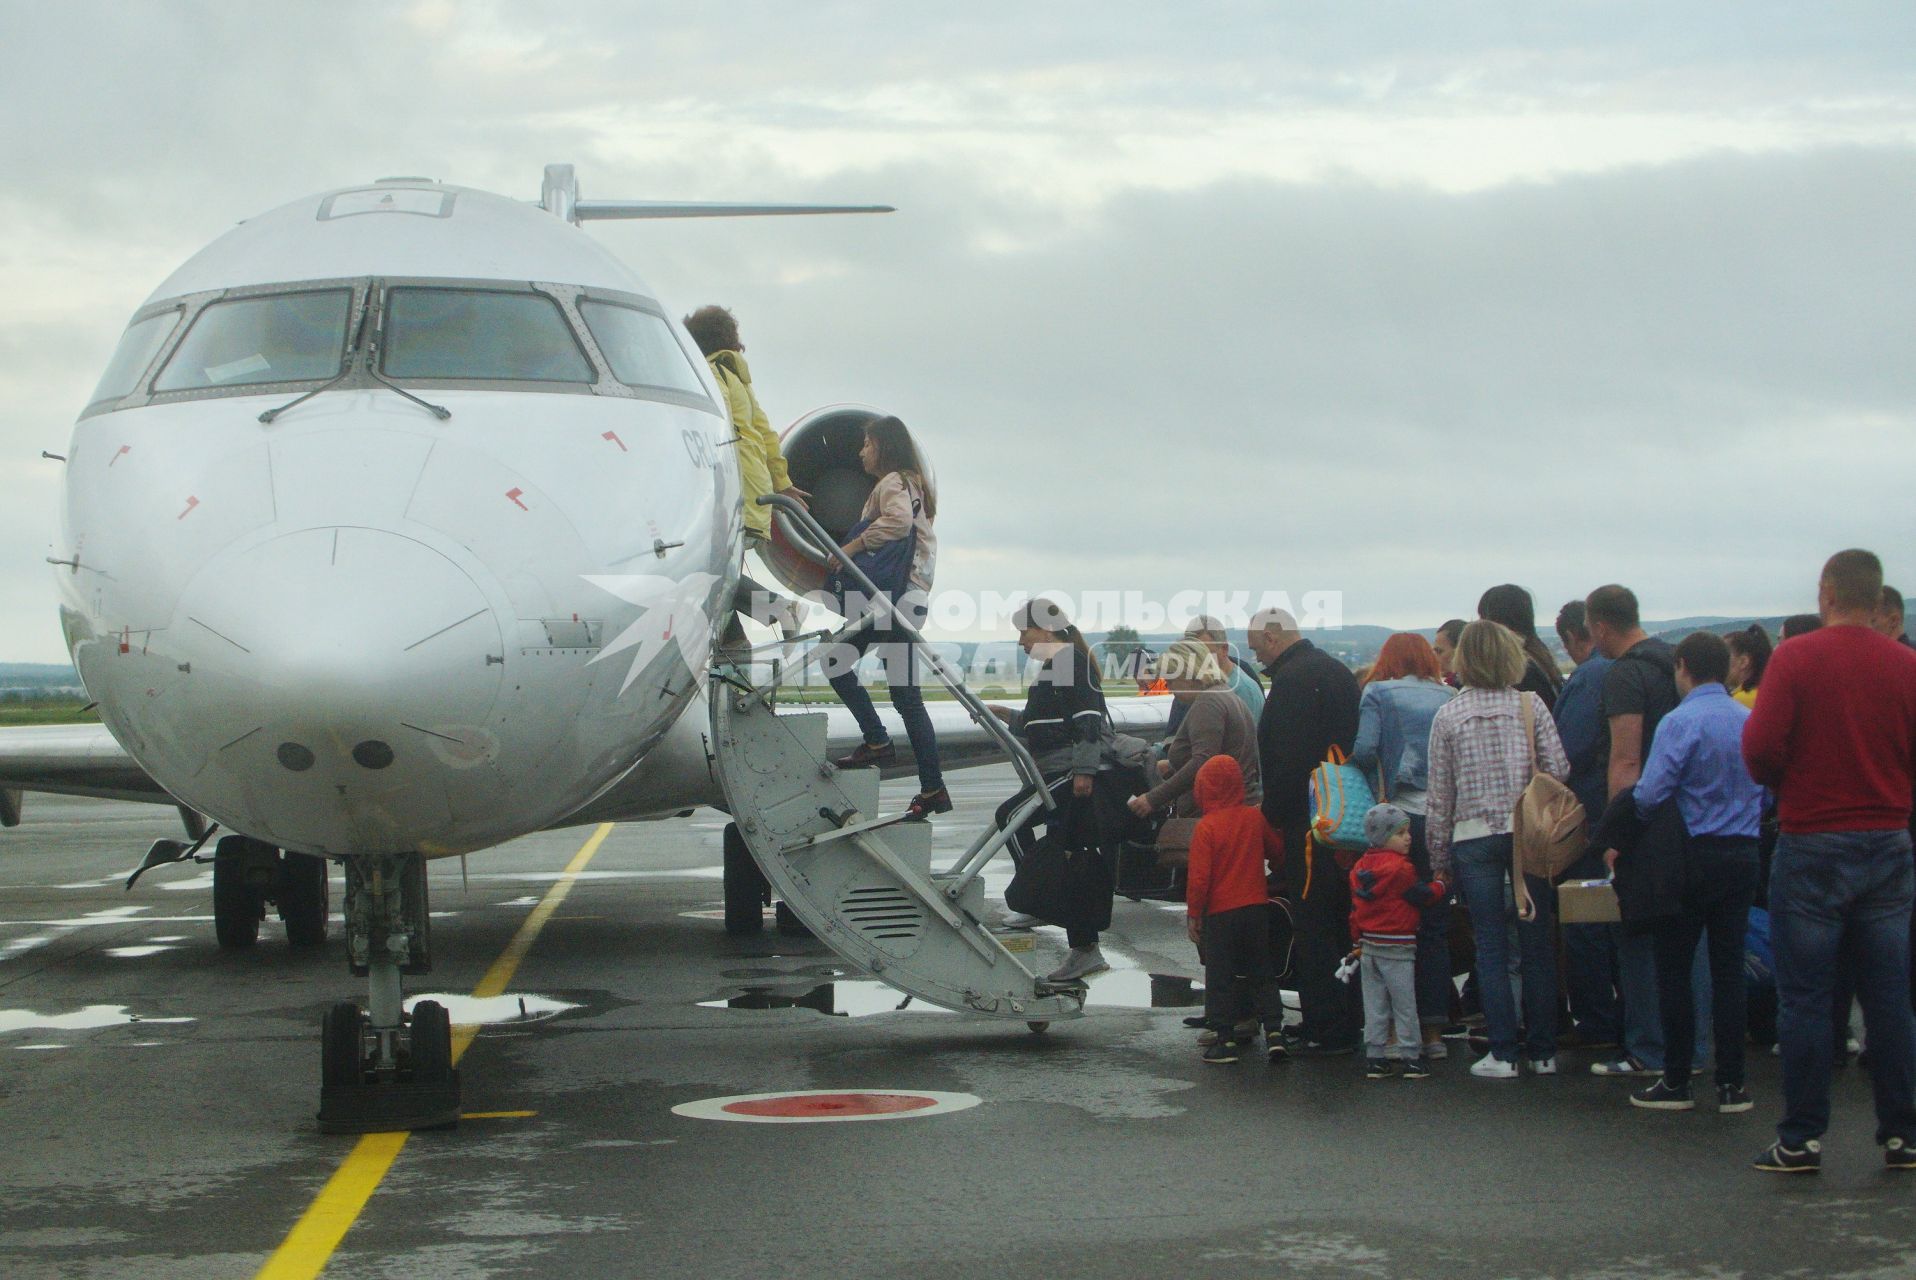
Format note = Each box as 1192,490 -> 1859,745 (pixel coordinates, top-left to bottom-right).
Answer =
754,494 -> 1055,811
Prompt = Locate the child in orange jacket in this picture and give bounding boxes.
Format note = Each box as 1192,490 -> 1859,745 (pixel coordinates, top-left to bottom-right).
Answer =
1186,754 -> 1287,1065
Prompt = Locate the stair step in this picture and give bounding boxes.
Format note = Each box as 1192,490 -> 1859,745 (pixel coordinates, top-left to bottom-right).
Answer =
711,684 -> 1082,1023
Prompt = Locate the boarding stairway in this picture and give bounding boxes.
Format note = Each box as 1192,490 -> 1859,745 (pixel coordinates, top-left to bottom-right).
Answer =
706,495 -> 1086,1027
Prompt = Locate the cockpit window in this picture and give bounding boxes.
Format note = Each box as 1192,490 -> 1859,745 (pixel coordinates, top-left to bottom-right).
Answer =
578,301 -> 706,395
88,310 -> 180,406
152,289 -> 352,392
382,288 -> 593,383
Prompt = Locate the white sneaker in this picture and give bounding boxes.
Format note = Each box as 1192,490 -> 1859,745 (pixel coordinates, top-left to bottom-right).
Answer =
1422,1040 -> 1448,1061
1470,1054 -> 1519,1079
1529,1056 -> 1558,1076
1046,946 -> 1110,983
998,911 -> 1042,930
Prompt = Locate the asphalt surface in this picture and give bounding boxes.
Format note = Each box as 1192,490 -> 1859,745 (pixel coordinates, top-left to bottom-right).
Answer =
2,769 -> 1913,1279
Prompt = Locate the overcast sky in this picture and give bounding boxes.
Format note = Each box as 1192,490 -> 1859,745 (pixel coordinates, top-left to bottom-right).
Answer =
4,2 -> 1913,660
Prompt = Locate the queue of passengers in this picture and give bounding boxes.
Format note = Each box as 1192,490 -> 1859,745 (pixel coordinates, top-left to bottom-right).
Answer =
873,557 -> 1912,1177
696,305 -> 1916,1175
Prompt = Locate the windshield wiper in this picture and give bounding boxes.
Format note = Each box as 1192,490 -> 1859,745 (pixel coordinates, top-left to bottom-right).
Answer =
258,291 -> 372,424
365,352 -> 452,420
256,288 -> 452,422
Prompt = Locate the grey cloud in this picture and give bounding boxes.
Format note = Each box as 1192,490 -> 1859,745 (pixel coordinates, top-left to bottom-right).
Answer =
2,5 -> 1914,660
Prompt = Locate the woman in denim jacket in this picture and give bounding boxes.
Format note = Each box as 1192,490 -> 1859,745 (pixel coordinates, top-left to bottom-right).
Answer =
1351,633 -> 1456,1057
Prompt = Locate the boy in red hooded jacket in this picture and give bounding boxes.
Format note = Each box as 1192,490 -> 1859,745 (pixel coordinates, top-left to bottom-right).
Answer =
1187,754 -> 1287,1065
1350,803 -> 1447,1079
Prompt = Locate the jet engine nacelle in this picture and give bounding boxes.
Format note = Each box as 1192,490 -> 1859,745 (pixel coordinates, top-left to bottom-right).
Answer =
760,404 -> 887,594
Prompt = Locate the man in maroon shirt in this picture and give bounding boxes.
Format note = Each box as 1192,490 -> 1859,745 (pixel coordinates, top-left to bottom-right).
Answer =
1742,549 -> 1916,1174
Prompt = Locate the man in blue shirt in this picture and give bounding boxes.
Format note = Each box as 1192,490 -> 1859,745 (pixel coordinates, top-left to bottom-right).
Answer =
1620,630 -> 1767,1115
1554,602 -> 1620,1048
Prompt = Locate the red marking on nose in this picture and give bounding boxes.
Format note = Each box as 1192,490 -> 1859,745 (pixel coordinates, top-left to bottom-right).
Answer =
602,430 -> 627,452
505,488 -> 528,511
720,1093 -> 937,1119
110,445 -> 131,467
177,496 -> 199,519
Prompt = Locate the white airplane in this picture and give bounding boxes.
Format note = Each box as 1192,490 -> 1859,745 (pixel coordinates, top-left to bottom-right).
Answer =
3,166 -> 1168,1130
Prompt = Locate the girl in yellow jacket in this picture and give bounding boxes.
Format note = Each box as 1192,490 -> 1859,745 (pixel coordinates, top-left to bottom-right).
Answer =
682,305 -> 808,539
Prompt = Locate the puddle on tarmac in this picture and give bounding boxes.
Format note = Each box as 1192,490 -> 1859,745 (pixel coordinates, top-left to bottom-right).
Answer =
403,993 -> 582,1025
701,971 -> 1205,1018
0,1005 -> 196,1034
718,963 -> 849,982
701,979 -> 937,1018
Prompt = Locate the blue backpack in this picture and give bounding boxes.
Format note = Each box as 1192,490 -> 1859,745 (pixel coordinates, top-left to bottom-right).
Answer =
1309,747 -> 1376,852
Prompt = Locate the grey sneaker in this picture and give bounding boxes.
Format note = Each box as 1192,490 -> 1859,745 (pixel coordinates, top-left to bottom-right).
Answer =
1046,946 -> 1110,983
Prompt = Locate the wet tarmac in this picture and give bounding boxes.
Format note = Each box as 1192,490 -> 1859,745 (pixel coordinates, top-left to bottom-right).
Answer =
3,769 -> 1914,1279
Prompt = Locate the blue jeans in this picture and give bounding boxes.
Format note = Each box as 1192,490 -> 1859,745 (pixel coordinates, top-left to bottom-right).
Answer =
1453,834 -> 1556,1062
1771,829 -> 1916,1148
1618,930 -> 1711,1071
827,595 -> 943,794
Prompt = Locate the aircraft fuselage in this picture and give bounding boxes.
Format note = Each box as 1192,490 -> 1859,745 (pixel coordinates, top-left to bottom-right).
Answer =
54,180 -> 743,859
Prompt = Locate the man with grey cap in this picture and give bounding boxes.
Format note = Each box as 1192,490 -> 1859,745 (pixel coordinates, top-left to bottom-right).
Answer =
1349,802 -> 1448,1079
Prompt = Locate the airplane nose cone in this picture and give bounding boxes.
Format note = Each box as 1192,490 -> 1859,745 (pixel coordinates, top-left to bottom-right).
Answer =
169,527 -> 507,852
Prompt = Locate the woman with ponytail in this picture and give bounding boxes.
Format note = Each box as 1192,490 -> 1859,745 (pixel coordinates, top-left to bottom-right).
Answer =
1725,624 -> 1772,709
1478,584 -> 1563,712
987,597 -> 1135,982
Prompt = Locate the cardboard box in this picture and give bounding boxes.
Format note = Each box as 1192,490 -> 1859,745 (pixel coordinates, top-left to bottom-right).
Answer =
1558,879 -> 1621,924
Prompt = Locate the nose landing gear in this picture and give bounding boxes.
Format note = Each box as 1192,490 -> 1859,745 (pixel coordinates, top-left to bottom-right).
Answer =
316,853 -> 459,1134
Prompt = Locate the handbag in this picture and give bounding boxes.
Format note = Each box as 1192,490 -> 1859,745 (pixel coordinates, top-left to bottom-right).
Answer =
1153,816 -> 1198,869
822,477 -> 919,618
1309,746 -> 1375,852
1004,821 -> 1114,935
1511,693 -> 1589,921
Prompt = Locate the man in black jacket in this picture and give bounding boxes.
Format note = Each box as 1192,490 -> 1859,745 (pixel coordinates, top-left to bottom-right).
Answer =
1249,607 -> 1361,1052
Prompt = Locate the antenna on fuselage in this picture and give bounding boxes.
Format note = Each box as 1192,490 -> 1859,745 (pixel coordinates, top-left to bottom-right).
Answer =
538,163 -> 892,226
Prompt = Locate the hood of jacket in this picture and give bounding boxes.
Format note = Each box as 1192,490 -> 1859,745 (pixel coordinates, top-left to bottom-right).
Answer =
707,348 -> 752,384
1194,754 -> 1246,815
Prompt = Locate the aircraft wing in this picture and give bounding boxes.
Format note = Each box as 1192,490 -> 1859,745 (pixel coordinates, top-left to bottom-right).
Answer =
839,692 -> 1176,778
0,723 -> 174,818
559,692 -> 1176,827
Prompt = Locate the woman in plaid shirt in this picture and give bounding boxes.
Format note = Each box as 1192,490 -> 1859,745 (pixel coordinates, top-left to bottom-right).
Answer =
1427,620 -> 1571,1079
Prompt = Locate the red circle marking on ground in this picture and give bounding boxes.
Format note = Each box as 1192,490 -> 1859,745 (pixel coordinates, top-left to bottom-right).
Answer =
721,1092 -> 938,1119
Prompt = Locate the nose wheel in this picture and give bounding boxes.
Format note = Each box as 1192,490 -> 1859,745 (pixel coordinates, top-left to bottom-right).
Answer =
317,853 -> 460,1133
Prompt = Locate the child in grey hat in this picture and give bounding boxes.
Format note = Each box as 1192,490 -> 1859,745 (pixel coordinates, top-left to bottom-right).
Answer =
1350,803 -> 1447,1079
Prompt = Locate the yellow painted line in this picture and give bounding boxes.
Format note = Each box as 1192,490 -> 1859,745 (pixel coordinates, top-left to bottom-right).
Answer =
254,823 -> 613,1280
460,1110 -> 538,1120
